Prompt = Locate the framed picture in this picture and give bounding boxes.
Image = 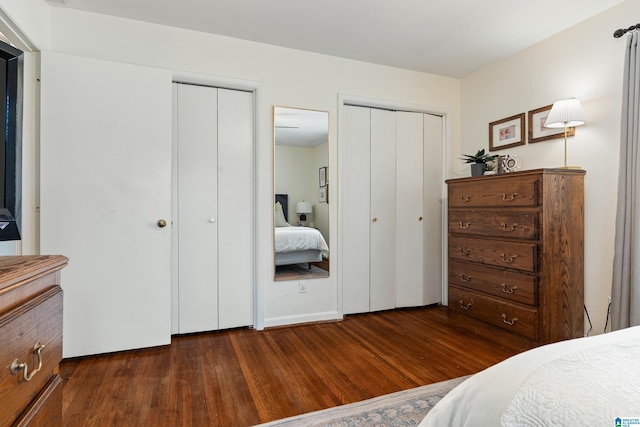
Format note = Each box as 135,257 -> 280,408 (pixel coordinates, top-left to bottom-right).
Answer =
489,113 -> 525,151
527,104 -> 575,143
319,166 -> 327,187
318,186 -> 327,203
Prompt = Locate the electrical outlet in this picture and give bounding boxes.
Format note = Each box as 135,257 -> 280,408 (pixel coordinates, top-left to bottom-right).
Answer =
299,281 -> 307,293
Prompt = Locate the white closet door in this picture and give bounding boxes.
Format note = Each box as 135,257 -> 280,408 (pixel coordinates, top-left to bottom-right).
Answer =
395,112 -> 425,307
217,88 -> 254,329
40,52 -> 173,357
422,113 -> 444,305
341,106 -> 371,314
174,83 -> 219,334
369,108 -> 396,312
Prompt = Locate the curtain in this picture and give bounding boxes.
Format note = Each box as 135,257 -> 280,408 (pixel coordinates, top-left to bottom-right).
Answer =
612,31 -> 640,330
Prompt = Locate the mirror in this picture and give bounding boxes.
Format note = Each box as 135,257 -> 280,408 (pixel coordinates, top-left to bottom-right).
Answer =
273,107 -> 330,280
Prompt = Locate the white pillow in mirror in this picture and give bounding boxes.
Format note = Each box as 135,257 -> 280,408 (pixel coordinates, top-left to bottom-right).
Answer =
275,202 -> 291,227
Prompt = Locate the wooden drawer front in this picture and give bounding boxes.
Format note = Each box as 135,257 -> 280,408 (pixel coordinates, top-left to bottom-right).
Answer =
448,176 -> 538,208
449,285 -> 538,340
449,236 -> 537,272
448,260 -> 536,305
0,287 -> 62,427
449,210 -> 537,240
13,375 -> 62,427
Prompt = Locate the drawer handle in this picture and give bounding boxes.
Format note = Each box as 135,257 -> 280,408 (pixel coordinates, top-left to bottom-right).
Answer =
458,274 -> 471,282
458,222 -> 471,229
500,283 -> 518,294
459,298 -> 473,310
501,223 -> 518,232
458,195 -> 472,203
11,341 -> 46,382
502,193 -> 518,201
458,247 -> 471,256
502,313 -> 518,326
500,253 -> 517,263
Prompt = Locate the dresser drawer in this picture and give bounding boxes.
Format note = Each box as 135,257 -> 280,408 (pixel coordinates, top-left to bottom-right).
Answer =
449,236 -> 537,272
448,260 -> 536,305
448,210 -> 537,240
0,287 -> 62,427
449,285 -> 538,340
448,175 -> 538,208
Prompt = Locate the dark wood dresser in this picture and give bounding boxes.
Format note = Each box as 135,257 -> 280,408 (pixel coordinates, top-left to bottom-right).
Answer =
0,255 -> 68,427
446,169 -> 584,345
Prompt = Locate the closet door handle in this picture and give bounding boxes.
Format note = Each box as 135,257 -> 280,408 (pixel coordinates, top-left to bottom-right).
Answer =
372,217 -> 377,222
157,219 -> 167,228
209,218 -> 216,223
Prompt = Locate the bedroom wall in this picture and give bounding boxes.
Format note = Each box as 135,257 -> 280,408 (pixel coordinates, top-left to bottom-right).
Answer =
460,0 -> 637,335
39,6 -> 460,329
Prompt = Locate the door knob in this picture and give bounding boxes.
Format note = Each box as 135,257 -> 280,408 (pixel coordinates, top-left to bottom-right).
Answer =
157,219 -> 167,228
418,216 -> 423,221
372,217 -> 377,222
209,218 -> 216,223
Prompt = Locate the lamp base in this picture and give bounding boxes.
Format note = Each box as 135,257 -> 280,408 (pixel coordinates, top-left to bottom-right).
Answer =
558,165 -> 582,170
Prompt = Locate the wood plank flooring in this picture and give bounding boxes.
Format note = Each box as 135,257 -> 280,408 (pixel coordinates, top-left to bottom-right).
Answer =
60,305 -> 536,426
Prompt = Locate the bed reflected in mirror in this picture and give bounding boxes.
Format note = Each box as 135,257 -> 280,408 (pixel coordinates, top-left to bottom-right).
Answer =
273,106 -> 329,281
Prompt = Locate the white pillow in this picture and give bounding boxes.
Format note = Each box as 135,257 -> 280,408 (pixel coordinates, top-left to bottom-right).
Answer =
274,202 -> 291,227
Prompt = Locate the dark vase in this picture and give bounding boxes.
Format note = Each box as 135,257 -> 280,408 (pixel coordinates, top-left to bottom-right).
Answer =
470,163 -> 485,177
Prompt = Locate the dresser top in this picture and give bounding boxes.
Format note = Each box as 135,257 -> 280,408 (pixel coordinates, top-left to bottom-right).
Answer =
0,255 -> 68,294
446,168 -> 586,184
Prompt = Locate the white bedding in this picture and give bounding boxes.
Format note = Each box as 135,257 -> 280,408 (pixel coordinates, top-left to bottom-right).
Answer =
274,226 -> 329,257
420,326 -> 640,427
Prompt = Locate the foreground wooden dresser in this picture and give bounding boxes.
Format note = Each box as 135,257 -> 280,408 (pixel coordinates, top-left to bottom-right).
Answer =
447,169 -> 584,345
0,255 -> 68,427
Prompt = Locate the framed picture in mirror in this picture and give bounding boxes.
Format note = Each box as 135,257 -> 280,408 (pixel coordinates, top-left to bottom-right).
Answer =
319,167 -> 327,187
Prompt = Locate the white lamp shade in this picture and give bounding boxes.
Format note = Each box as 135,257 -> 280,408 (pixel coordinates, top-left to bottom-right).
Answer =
544,98 -> 586,128
295,201 -> 312,214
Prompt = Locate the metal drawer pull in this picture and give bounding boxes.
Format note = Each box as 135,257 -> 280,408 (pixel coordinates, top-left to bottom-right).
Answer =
502,193 -> 518,201
459,247 -> 470,256
11,341 -> 46,382
501,223 -> 518,232
459,298 -> 473,310
458,274 -> 471,282
500,283 -> 518,294
458,195 -> 472,203
502,313 -> 518,326
500,253 -> 517,263
458,222 -> 471,229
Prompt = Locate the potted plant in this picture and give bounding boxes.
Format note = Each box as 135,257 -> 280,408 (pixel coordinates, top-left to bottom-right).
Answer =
460,149 -> 498,177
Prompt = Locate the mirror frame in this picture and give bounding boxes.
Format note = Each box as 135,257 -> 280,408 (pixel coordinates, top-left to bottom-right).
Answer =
273,106 -> 330,281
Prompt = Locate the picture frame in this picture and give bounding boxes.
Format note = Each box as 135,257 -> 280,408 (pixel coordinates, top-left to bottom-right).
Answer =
318,186 -> 327,203
489,113 -> 525,151
319,166 -> 327,187
527,104 -> 575,143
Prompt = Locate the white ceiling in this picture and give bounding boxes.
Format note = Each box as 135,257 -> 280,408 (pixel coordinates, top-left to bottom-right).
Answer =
46,0 -> 625,78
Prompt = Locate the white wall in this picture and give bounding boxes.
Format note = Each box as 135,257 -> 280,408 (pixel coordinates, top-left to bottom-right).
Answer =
42,7 -> 460,329
460,0 -> 637,335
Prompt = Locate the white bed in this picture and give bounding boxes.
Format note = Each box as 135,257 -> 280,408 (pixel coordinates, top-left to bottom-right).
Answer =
420,325 -> 640,426
274,200 -> 329,266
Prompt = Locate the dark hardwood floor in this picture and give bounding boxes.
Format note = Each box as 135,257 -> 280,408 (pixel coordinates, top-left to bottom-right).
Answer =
60,305 -> 536,426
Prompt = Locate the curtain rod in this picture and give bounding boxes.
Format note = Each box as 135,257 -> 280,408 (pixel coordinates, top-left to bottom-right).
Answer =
614,23 -> 640,38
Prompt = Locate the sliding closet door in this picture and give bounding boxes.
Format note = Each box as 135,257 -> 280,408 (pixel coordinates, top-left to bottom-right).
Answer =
395,111 -> 424,307
174,83 -> 219,334
369,109 -> 397,312
217,89 -> 254,329
40,52 -> 173,357
173,84 -> 254,334
422,113 -> 444,305
341,106 -> 371,314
